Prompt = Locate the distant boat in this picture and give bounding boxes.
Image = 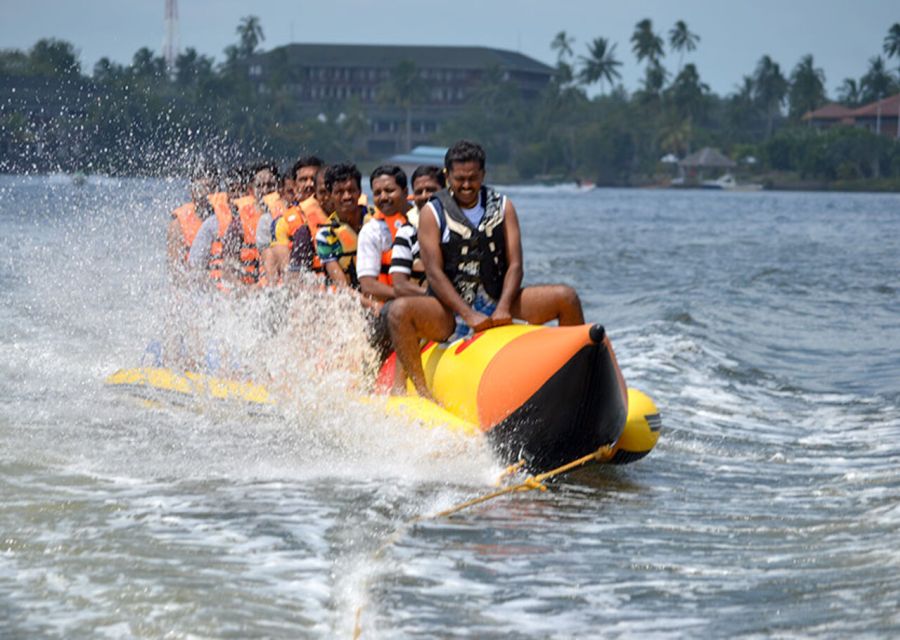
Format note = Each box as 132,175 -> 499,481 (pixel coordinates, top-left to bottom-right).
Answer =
700,173 -> 763,191
72,172 -> 87,187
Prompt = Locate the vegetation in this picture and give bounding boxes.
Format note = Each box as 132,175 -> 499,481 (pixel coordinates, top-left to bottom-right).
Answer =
2,18 -> 900,189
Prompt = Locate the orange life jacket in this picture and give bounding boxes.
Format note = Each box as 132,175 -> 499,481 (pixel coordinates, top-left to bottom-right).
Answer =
262,191 -> 289,222
372,209 -> 408,286
282,205 -> 306,238
172,203 -> 203,263
208,198 -> 261,285
231,194 -> 255,211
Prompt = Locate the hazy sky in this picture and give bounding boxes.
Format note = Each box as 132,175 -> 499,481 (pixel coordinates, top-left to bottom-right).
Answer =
1,0 -> 896,96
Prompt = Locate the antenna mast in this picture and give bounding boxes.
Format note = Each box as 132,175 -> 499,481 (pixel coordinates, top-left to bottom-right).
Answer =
163,0 -> 179,72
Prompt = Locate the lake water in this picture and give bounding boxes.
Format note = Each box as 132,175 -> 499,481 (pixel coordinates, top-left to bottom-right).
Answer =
1,175 -> 899,638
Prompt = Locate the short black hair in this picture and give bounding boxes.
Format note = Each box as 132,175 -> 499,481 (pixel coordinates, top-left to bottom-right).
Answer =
369,164 -> 408,191
324,163 -> 361,192
225,166 -> 250,192
250,161 -> 280,180
444,140 -> 485,171
189,164 -> 218,184
291,155 -> 324,179
411,165 -> 446,189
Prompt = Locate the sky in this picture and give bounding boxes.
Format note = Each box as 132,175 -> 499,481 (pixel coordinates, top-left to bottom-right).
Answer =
0,0 -> 896,97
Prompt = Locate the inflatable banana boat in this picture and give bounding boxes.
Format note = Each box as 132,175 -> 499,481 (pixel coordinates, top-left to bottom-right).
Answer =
105,323 -> 661,472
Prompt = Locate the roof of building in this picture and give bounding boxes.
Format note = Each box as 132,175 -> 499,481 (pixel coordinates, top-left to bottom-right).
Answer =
679,147 -> 736,169
849,93 -> 900,118
388,146 -> 448,166
259,44 -> 554,75
801,102 -> 855,121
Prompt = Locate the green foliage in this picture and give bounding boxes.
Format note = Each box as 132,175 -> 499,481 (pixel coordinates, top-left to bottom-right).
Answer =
1,18 -> 899,190
788,55 -> 826,119
763,127 -> 900,180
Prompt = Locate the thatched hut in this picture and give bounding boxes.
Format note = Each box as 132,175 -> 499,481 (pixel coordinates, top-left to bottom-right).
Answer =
678,147 -> 736,183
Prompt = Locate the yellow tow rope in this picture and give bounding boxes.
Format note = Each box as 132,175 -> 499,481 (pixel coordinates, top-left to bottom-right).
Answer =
351,444 -> 615,638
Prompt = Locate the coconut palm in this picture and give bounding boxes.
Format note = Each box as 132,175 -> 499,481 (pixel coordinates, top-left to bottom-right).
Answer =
860,55 -> 897,103
884,23 -> 900,60
837,78 -> 861,106
639,60 -> 668,102
577,37 -> 622,93
631,19 -> 664,65
753,55 -> 788,139
788,54 -> 826,119
668,20 -> 700,74
668,63 -> 709,122
551,31 -> 575,62
237,15 -> 264,58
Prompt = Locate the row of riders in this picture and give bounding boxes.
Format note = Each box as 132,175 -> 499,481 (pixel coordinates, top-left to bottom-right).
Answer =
168,140 -> 585,399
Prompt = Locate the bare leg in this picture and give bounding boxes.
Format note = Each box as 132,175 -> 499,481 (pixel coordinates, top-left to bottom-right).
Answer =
387,297 -> 455,399
391,360 -> 408,395
510,284 -> 584,326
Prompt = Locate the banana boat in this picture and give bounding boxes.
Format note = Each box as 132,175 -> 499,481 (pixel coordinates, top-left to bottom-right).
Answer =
106,323 -> 661,472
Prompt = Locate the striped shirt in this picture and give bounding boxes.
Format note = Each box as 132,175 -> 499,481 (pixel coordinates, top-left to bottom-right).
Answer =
389,222 -> 424,282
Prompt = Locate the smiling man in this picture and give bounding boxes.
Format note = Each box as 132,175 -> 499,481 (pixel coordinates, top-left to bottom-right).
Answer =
357,165 -> 411,303
314,163 -> 373,288
387,139 -> 585,399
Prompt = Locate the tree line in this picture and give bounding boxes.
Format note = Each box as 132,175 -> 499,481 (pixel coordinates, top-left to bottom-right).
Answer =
2,17 -> 900,186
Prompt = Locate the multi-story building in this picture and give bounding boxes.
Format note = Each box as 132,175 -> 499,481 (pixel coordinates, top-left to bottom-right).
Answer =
249,43 -> 554,155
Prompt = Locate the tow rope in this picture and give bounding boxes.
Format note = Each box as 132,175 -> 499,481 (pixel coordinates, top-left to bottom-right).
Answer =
352,444 -> 615,638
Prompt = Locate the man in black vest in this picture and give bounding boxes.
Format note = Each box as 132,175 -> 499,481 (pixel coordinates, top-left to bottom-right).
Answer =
387,139 -> 584,400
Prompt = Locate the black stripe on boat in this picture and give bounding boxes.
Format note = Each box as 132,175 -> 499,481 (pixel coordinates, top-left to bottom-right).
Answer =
485,338 -> 628,472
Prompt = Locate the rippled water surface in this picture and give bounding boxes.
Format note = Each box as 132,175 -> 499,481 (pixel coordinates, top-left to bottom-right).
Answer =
1,176 -> 899,638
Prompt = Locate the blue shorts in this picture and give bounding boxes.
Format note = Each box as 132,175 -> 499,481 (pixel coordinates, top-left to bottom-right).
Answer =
445,293 -> 498,344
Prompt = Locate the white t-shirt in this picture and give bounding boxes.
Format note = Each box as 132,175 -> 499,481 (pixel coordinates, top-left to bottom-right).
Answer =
187,215 -> 220,269
356,218 -> 394,279
423,194 -> 487,243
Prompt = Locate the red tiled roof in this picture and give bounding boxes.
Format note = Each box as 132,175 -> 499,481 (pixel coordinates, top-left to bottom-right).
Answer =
849,93 -> 900,118
802,103 -> 855,121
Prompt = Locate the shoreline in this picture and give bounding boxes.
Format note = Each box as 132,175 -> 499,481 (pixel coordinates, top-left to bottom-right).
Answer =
3,171 -> 900,194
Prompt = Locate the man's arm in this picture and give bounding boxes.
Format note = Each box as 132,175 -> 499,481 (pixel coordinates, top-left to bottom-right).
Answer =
315,226 -> 350,287
419,203 -> 491,332
390,272 -> 426,297
490,199 -> 524,326
186,216 -> 219,288
389,225 -> 426,297
166,218 -> 185,284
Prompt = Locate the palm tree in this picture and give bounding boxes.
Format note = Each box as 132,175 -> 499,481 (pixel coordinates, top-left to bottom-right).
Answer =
753,55 -> 788,139
788,54 -> 826,119
884,23 -> 900,60
668,20 -> 700,75
639,60 -> 668,102
631,19 -> 664,65
378,60 -> 428,152
668,63 -> 709,123
860,55 -> 897,103
837,78 -> 861,107
577,37 -> 622,93
237,15 -> 264,58
551,31 -> 575,62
